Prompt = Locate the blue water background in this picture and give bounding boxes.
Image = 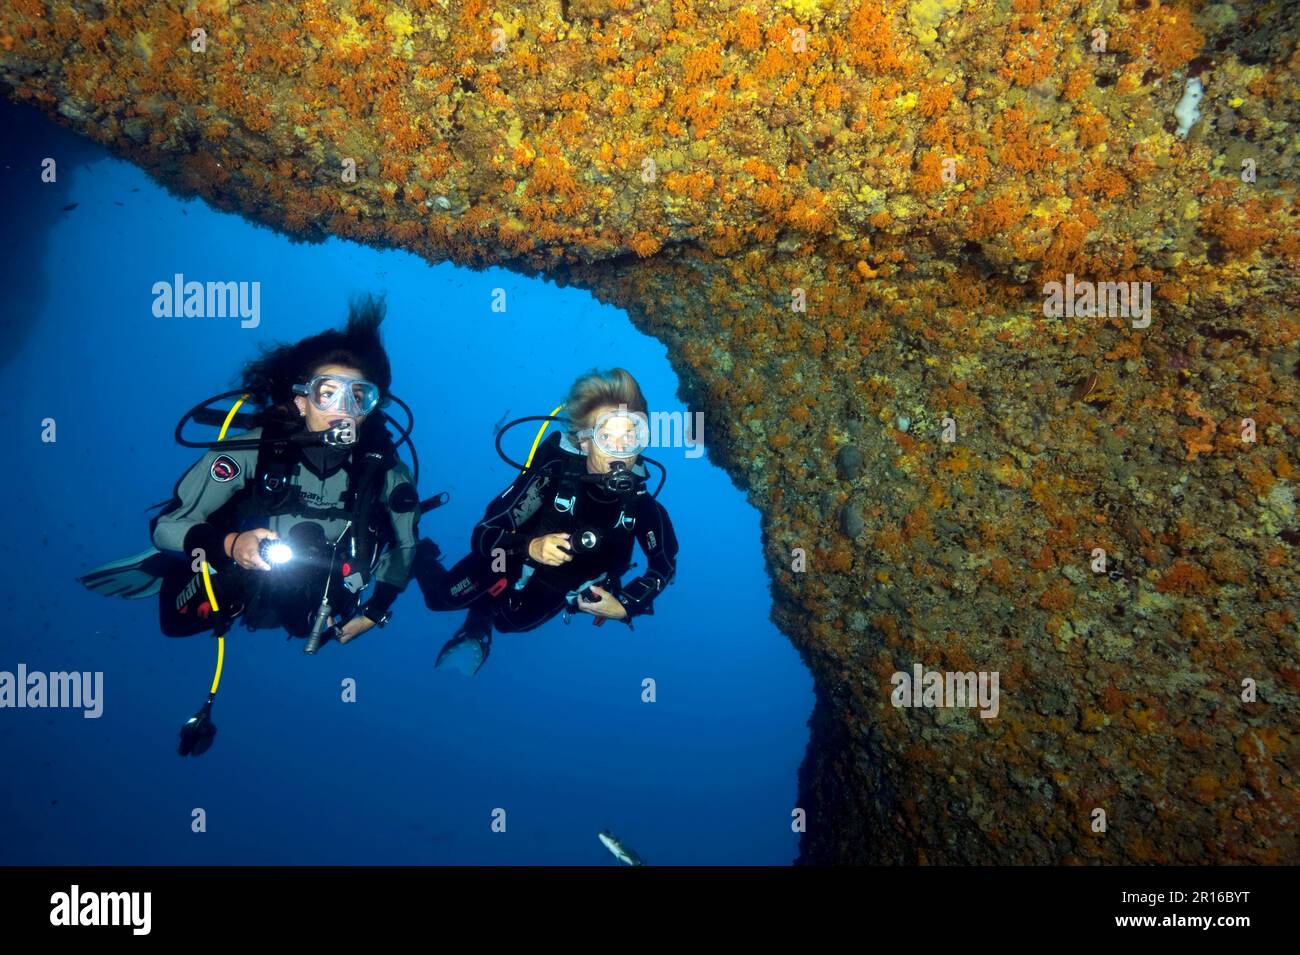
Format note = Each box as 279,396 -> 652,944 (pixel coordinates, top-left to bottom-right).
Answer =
0,109 -> 812,864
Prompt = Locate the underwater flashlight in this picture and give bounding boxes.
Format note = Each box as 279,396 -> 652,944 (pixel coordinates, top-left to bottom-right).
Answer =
574,528 -> 602,553
260,539 -> 294,565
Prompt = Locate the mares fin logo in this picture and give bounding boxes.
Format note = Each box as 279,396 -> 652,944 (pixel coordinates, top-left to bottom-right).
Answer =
210,454 -> 240,483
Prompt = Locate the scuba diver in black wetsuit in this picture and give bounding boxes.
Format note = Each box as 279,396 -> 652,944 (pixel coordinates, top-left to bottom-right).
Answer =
78,296 -> 440,754
414,368 -> 679,675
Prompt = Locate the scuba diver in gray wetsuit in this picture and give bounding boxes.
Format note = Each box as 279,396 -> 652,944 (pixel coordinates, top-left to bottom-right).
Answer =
80,295 -> 435,656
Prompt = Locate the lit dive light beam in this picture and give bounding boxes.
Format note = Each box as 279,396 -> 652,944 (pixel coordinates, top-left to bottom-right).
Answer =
261,540 -> 293,565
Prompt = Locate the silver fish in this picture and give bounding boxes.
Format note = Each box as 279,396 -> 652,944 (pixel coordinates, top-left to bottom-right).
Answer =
598,830 -> 646,866
491,409 -> 511,435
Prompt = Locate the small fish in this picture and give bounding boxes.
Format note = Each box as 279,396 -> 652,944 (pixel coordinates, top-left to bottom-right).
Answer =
598,830 -> 646,866
60,203 -> 78,211
491,409 -> 511,435
1070,372 -> 1098,402
114,201 -> 124,206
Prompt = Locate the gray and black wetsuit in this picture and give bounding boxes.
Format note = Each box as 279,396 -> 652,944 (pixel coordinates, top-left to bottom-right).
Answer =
153,424 -> 419,637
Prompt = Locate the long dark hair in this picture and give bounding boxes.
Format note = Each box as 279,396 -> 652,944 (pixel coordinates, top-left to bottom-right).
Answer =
239,294 -> 393,416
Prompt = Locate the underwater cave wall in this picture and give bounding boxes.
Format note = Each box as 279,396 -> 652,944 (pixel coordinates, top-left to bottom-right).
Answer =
3,0 -> 1297,863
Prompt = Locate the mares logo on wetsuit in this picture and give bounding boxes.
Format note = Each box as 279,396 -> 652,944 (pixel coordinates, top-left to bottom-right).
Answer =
210,455 -> 241,483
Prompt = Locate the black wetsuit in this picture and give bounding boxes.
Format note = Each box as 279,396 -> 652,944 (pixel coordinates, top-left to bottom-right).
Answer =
151,419 -> 420,639
416,431 -> 678,634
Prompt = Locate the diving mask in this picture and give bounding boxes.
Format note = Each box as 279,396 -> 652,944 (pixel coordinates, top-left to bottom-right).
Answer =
293,375 -> 381,418
577,408 -> 649,459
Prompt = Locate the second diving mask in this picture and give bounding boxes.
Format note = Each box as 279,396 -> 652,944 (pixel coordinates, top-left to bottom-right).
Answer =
293,375 -> 381,418
577,407 -> 649,459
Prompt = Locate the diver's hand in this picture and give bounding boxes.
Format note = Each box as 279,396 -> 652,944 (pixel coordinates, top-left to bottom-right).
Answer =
228,529 -> 278,571
528,533 -> 573,566
578,585 -> 628,620
336,616 -> 376,645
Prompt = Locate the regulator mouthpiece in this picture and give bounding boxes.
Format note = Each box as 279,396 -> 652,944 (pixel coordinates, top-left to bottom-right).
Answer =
322,420 -> 357,446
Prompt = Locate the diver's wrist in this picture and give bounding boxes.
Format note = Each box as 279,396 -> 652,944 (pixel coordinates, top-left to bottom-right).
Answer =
359,605 -> 391,628
184,523 -> 235,570
361,581 -> 401,624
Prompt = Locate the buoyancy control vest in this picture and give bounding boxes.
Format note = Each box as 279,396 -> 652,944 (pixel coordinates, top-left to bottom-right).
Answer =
514,432 -> 649,591
153,414 -> 404,631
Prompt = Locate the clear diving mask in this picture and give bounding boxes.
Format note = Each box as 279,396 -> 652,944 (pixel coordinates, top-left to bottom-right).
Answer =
577,408 -> 650,459
293,375 -> 381,418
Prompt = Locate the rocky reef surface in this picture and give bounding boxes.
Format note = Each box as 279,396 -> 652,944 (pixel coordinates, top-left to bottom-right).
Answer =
4,0 -> 1296,863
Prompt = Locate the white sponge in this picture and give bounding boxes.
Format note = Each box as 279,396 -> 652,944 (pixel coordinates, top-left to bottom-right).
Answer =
1174,77 -> 1204,139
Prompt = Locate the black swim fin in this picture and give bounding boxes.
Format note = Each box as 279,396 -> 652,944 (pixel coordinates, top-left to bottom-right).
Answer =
435,612 -> 493,676
79,547 -> 172,599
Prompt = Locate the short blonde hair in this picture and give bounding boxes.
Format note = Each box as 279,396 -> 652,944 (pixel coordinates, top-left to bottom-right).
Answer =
563,368 -> 648,440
